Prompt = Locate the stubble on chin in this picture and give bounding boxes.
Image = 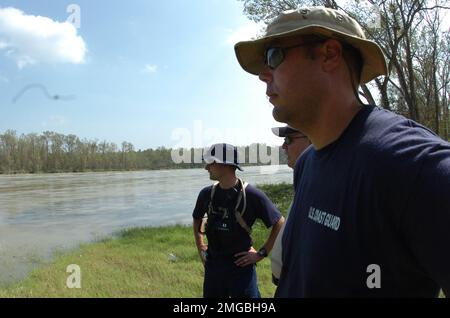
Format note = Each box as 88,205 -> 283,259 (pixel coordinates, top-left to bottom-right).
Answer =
273,105 -> 296,126
272,106 -> 286,123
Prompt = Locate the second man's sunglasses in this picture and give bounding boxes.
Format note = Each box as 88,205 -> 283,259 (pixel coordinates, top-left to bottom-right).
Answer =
284,135 -> 308,145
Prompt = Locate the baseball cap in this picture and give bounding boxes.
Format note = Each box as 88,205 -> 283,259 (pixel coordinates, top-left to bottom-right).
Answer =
202,143 -> 243,171
271,125 -> 302,137
234,6 -> 388,84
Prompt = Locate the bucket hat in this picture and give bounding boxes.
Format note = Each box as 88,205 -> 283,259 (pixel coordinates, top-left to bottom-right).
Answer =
234,6 -> 387,84
203,143 -> 243,171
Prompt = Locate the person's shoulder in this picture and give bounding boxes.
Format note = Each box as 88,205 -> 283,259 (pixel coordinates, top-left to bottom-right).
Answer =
363,106 -> 410,136
198,184 -> 214,198
242,182 -> 281,220
243,183 -> 273,202
362,106 -> 448,153
242,183 -> 262,196
356,106 -> 450,177
365,106 -> 435,137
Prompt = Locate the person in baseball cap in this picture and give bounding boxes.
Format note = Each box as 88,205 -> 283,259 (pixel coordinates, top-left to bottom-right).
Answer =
202,143 -> 243,171
271,125 -> 310,169
193,143 -> 284,298
270,125 -> 311,286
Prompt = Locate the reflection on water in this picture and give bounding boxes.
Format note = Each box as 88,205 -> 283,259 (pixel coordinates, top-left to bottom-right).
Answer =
0,165 -> 293,285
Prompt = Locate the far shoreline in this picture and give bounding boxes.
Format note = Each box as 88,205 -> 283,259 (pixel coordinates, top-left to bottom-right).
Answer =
0,163 -> 289,176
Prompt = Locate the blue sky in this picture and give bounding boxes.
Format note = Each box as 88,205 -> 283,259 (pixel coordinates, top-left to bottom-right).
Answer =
0,0 -> 282,150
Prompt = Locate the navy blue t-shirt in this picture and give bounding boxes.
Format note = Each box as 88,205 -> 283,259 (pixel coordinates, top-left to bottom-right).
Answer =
276,106 -> 450,297
193,181 -> 281,258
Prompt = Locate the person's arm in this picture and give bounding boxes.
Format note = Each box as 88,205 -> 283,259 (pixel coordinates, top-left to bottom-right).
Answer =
401,150 -> 450,295
193,218 -> 208,265
234,216 -> 285,267
192,187 -> 211,265
259,216 -> 285,254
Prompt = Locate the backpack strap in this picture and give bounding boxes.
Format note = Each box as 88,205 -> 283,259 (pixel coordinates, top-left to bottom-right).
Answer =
208,181 -> 219,216
200,180 -> 251,235
234,179 -> 251,235
198,182 -> 219,234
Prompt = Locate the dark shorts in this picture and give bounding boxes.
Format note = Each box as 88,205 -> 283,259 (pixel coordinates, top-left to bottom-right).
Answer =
203,256 -> 261,298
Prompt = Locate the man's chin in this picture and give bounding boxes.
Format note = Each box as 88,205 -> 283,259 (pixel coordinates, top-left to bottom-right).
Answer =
272,107 -> 287,123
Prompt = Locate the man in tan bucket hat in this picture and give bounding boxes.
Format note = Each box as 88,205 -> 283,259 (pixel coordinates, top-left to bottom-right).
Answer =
235,7 -> 450,297
235,7 -> 387,84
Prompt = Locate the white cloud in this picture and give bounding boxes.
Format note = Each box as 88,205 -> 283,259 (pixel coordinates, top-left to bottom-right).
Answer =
142,64 -> 158,74
0,7 -> 87,68
225,22 -> 265,45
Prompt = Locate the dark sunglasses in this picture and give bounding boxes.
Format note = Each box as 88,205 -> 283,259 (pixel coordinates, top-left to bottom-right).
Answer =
264,41 -> 324,70
284,135 -> 307,145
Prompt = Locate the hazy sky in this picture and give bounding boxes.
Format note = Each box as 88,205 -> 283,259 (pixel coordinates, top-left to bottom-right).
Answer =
0,0 -> 283,150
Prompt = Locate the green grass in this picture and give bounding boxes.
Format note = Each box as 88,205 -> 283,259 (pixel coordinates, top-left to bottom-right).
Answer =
0,183 -> 294,298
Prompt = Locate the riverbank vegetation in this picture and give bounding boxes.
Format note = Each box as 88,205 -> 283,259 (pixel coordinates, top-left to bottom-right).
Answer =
0,183 -> 293,297
0,130 -> 287,174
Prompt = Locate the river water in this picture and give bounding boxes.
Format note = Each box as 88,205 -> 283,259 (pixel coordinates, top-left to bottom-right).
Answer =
0,165 -> 292,285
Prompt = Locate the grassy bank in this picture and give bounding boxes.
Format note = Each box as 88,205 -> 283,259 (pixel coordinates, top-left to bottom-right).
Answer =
0,183 -> 294,298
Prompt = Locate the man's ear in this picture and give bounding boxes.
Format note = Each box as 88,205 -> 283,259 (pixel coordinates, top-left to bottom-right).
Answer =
320,39 -> 343,73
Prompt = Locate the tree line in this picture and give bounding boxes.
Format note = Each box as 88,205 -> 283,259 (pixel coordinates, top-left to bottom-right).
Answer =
0,130 -> 287,174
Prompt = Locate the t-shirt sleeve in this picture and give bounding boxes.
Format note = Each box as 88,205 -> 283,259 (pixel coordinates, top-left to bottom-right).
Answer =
247,185 -> 282,228
192,186 -> 211,220
401,144 -> 450,295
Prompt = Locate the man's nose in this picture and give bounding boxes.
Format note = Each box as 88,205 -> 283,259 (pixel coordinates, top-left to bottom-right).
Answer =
258,66 -> 273,83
